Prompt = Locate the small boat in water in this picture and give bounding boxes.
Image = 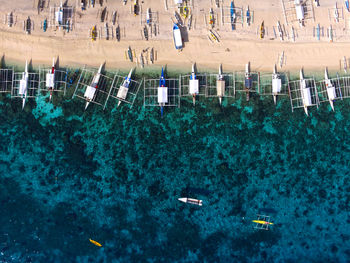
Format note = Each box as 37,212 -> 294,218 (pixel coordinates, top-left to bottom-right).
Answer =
89,239 -> 102,247
178,197 -> 203,206
19,60 -> 29,109
84,63 -> 103,110
252,220 -> 274,225
117,68 -> 133,107
217,64 -> 225,105
300,68 -> 312,116
173,23 -> 183,50
189,63 -> 199,105
158,67 -> 167,117
272,64 -> 282,105
324,68 -> 336,111
46,57 -> 56,102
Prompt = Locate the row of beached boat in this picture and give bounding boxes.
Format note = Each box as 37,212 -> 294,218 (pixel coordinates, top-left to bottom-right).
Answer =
3,59 -> 341,116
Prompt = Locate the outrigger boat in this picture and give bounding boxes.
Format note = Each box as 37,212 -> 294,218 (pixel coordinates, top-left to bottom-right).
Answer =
209,8 -> 214,28
173,23 -> 183,50
46,57 -> 56,102
277,21 -> 283,41
158,67 -> 167,117
346,0 -> 350,12
334,3 -> 339,23
133,0 -> 138,16
139,53 -> 144,68
246,6 -> 251,26
91,25 -> 97,41
25,16 -> 31,34
146,8 -> 151,26
217,64 -> 225,105
178,197 -> 203,206
245,62 -> 252,101
143,25 -> 149,40
8,12 -> 13,27
115,25 -> 120,41
43,18 -> 47,32
291,26 -> 295,42
272,64 -> 282,105
230,1 -> 235,30
252,214 -> 273,230
324,68 -> 337,111
300,68 -> 312,116
127,46 -> 133,62
112,11 -> 117,26
116,68 -> 133,107
259,21 -> 264,39
89,239 -> 102,247
329,25 -> 333,42
84,63 -> 103,110
150,48 -> 154,64
313,0 -> 319,7
189,63 -> 199,105
188,14 -> 192,30
174,11 -> 183,26
316,23 -> 320,41
19,60 -> 29,110
105,23 -> 109,40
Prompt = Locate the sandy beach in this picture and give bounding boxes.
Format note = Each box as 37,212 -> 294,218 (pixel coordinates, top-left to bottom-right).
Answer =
1,0 -> 350,72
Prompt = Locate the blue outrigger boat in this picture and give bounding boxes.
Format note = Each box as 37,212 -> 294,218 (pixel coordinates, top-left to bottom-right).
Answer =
158,67 -> 167,117
346,0 -> 350,12
230,1 -> 235,30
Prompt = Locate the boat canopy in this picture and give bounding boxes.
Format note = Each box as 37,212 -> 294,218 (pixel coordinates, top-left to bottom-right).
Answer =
117,86 -> 129,100
326,84 -> 336,100
158,86 -> 168,103
245,78 -> 252,88
295,1 -> 304,20
173,24 -> 183,49
302,87 -> 312,106
189,79 -> 199,94
272,78 -> 282,93
55,10 -> 63,24
84,86 -> 97,100
46,73 -> 55,87
19,80 -> 27,95
216,80 -> 225,96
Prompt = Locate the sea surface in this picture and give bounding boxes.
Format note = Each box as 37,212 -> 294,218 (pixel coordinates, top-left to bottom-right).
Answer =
0,69 -> 350,263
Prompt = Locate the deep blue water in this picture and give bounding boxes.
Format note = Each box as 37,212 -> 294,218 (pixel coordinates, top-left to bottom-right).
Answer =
0,84 -> 350,262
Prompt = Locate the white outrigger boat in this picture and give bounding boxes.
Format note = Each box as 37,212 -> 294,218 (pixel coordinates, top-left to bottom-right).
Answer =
117,68 -> 133,107
217,64 -> 225,105
158,67 -> 167,117
46,57 -> 56,102
272,65 -> 282,105
324,68 -> 337,111
178,197 -> 202,206
189,63 -> 199,105
300,69 -> 312,116
146,8 -> 151,26
19,60 -> 29,109
84,63 -> 103,110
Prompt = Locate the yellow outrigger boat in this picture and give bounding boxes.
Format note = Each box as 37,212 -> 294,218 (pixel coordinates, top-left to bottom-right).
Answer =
252,220 -> 273,225
259,21 -> 265,39
89,238 -> 102,247
91,26 -> 97,41
181,3 -> 189,18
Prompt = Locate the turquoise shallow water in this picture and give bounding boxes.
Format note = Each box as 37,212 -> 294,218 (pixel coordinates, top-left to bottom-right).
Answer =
0,74 -> 350,262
